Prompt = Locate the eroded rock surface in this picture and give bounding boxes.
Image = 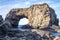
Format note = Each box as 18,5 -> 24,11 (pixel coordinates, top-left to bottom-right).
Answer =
5,3 -> 59,28
1,29 -> 54,40
0,15 -> 60,40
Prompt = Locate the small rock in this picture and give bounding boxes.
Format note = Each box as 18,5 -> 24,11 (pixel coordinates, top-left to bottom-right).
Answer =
3,36 -> 11,40
54,36 -> 60,40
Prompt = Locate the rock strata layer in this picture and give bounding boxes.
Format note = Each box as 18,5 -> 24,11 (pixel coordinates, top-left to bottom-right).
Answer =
5,3 -> 59,28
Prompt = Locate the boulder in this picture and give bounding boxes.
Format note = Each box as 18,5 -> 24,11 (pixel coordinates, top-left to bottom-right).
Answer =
5,3 -> 59,29
50,25 -> 60,33
54,36 -> 60,40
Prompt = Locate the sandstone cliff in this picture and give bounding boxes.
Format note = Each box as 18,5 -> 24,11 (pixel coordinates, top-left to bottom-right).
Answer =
5,3 -> 59,28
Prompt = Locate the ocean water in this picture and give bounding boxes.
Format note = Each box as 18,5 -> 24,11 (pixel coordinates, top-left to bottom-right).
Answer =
18,25 -> 60,36
52,33 -> 60,36
18,25 -> 22,29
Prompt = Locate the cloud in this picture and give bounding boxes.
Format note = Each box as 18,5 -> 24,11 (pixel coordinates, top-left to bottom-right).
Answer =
24,1 -> 31,5
28,0 -> 37,1
49,3 -> 60,8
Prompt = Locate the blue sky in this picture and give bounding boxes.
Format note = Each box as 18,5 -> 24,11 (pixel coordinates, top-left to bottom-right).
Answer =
0,0 -> 60,25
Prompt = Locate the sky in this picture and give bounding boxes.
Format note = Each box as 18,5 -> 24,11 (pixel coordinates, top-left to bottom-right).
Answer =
0,0 -> 60,25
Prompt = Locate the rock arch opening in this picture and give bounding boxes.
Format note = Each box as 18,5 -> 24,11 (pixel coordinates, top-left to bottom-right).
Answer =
18,18 -> 29,28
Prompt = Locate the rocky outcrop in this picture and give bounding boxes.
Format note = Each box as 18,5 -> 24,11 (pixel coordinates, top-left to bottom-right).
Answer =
0,15 -> 12,37
1,29 -> 54,40
5,3 -> 59,28
0,15 -> 3,24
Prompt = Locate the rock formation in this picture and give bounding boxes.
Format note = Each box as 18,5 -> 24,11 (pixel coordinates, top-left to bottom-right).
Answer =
2,29 -> 54,40
5,3 -> 59,28
0,15 -> 12,37
0,15 -> 3,24
0,3 -> 60,40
